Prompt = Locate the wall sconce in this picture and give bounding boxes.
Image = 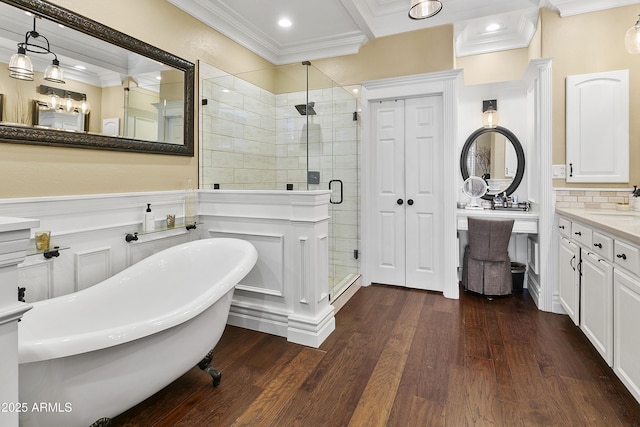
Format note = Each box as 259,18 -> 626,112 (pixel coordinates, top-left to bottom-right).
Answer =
408,0 -> 442,20
8,16 -> 65,83
39,85 -> 89,114
482,100 -> 499,128
625,15 -> 640,54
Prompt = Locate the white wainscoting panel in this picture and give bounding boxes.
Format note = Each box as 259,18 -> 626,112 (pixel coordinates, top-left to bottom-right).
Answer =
317,234 -> 329,303
208,230 -> 284,297
18,260 -> 53,303
127,232 -> 192,266
299,236 -> 308,304
74,247 -> 112,292
528,236 -> 539,275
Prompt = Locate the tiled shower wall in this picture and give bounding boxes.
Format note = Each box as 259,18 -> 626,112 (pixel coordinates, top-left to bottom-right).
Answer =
200,75 -> 277,190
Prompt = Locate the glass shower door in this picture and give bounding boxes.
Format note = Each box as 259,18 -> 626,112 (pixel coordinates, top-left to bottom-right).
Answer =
327,84 -> 360,301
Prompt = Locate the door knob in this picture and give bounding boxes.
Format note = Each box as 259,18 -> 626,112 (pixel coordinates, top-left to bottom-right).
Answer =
397,199 -> 404,205
407,199 -> 414,206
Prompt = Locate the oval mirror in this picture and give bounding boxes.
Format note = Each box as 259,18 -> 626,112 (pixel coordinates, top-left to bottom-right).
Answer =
460,126 -> 525,200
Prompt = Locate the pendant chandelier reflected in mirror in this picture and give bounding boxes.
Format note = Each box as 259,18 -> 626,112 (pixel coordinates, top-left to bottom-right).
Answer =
8,16 -> 65,83
625,15 -> 640,54
408,0 -> 443,20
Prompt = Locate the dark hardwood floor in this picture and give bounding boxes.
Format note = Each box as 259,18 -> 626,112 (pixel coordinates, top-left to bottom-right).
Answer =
113,285 -> 640,426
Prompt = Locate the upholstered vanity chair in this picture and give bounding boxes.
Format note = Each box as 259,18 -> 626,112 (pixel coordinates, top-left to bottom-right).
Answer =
462,217 -> 515,296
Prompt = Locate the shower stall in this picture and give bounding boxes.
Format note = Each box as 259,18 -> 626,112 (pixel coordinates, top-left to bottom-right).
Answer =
199,61 -> 360,301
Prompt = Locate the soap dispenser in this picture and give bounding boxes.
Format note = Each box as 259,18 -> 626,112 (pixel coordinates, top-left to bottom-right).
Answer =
144,203 -> 155,232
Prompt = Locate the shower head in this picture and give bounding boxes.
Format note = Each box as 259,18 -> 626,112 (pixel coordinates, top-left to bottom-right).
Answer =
295,102 -> 316,116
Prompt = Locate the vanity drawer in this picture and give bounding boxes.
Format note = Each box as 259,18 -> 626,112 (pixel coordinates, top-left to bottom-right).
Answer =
614,240 -> 640,276
592,231 -> 613,262
571,222 -> 593,247
558,217 -> 571,237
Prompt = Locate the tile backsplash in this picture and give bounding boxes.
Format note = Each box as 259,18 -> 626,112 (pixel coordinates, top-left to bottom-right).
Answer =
555,189 -> 633,209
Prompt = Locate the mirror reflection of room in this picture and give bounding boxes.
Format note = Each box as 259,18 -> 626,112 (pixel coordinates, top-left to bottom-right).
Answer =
471,131 -> 517,194
0,0 -> 186,145
464,130 -> 519,196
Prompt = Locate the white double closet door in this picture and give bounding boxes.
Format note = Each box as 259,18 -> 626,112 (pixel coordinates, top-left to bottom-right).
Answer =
370,96 -> 444,291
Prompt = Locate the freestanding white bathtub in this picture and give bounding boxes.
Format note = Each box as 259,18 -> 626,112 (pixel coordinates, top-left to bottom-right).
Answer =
18,238 -> 258,427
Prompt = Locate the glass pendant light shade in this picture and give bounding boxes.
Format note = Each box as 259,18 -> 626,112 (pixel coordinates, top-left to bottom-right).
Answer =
483,106 -> 499,128
408,0 -> 442,20
64,94 -> 75,113
79,97 -> 91,115
44,58 -> 65,84
46,92 -> 60,110
625,16 -> 640,54
8,47 -> 34,81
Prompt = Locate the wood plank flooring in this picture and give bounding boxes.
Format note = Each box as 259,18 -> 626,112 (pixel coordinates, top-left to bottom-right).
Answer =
112,285 -> 640,426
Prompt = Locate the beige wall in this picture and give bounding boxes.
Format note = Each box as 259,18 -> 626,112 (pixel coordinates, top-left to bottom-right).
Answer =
313,26 -> 454,86
541,5 -> 640,188
455,47 -> 532,86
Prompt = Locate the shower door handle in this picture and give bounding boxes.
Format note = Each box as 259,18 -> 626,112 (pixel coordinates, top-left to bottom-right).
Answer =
329,179 -> 343,204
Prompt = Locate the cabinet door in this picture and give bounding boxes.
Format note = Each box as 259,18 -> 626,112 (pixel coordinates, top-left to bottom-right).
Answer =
559,237 -> 580,325
580,251 -> 613,366
613,269 -> 640,403
566,69 -> 629,183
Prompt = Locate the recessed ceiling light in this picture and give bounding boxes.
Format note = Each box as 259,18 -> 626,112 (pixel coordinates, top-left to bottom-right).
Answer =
74,65 -> 86,70
278,17 -> 292,28
485,23 -> 501,32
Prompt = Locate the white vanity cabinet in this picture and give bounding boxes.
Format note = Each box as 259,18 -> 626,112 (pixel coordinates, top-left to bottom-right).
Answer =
580,249 -> 613,365
559,236 -> 580,325
558,212 -> 640,403
565,69 -> 629,183
613,269 -> 640,402
557,217 -> 614,364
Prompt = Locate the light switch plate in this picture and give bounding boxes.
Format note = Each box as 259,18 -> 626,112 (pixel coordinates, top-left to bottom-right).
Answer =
552,164 -> 566,178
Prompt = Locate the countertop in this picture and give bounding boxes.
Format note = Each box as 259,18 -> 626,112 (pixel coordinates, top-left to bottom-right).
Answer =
457,208 -> 539,233
556,207 -> 640,246
456,208 -> 539,220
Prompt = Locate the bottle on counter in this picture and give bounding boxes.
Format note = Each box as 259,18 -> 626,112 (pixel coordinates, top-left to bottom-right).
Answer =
143,203 -> 155,232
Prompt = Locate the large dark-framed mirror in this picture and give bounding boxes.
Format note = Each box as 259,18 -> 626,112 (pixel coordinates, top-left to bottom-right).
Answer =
460,126 -> 525,200
0,0 -> 194,156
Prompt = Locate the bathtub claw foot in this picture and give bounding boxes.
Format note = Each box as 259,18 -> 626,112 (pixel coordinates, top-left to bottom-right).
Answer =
204,366 -> 222,387
198,349 -> 221,387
